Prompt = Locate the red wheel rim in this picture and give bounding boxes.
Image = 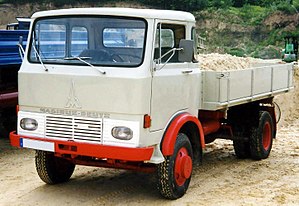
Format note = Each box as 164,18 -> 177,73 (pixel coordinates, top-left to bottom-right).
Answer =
174,147 -> 192,186
263,122 -> 271,151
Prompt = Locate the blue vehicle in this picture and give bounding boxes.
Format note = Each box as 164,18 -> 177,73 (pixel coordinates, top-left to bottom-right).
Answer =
0,17 -> 30,137
0,17 -> 30,66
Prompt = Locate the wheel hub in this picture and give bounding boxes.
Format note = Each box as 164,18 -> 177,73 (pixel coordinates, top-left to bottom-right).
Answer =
263,122 -> 271,150
175,147 -> 192,186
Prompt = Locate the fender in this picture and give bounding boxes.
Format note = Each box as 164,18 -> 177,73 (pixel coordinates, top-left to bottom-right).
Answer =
161,112 -> 205,156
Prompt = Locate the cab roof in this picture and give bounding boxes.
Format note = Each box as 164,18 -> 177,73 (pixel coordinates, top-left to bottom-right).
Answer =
31,7 -> 195,23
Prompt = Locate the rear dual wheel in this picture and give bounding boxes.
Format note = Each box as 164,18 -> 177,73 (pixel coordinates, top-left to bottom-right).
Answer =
249,111 -> 274,160
233,138 -> 251,159
233,111 -> 274,160
157,133 -> 193,199
233,125 -> 251,159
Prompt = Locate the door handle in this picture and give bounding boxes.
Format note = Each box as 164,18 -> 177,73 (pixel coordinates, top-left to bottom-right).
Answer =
182,70 -> 193,74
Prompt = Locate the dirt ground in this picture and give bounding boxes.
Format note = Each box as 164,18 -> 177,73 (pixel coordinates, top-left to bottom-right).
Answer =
0,121 -> 298,206
0,63 -> 299,206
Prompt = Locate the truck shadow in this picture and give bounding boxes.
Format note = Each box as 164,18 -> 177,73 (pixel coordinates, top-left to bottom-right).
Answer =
1,137 -> 265,205
31,170 -> 161,204
15,141 -> 256,205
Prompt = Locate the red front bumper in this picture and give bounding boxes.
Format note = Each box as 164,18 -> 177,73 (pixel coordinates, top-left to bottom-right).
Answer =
10,131 -> 154,162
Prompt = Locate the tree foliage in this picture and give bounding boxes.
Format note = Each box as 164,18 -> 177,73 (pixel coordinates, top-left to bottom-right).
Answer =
2,0 -> 298,12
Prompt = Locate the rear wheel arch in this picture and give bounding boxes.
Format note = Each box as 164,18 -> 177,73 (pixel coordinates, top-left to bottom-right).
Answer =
179,121 -> 203,164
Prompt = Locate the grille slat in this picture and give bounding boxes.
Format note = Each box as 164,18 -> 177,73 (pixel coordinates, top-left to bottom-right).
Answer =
74,130 -> 101,135
47,127 -> 73,131
45,115 -> 102,143
47,123 -> 73,127
74,137 -> 101,142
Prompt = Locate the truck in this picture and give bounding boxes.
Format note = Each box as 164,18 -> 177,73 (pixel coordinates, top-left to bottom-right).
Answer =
9,8 -> 294,199
0,17 -> 30,137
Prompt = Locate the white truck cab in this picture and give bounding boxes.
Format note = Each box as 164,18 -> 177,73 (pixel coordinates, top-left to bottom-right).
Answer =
10,8 -> 293,199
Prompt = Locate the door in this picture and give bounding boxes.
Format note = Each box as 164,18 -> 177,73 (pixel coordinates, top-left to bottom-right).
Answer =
150,21 -> 194,132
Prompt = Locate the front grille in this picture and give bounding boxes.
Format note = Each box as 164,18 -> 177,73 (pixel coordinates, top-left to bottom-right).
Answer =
45,115 -> 102,142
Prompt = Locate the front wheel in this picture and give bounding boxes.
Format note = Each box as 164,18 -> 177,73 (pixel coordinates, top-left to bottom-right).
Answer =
157,133 -> 193,199
249,111 -> 274,160
35,150 -> 75,184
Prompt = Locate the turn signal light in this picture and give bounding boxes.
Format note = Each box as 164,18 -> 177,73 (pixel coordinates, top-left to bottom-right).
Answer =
143,114 -> 151,128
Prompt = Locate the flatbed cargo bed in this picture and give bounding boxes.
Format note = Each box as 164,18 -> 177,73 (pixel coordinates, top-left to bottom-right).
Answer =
201,63 -> 294,110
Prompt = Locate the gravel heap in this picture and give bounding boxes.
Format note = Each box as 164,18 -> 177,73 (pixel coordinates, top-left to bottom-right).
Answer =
196,53 -> 281,71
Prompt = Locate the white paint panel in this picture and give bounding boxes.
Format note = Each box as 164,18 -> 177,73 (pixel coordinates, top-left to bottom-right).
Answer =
253,67 -> 272,94
273,65 -> 290,90
229,69 -> 252,100
31,8 -> 196,23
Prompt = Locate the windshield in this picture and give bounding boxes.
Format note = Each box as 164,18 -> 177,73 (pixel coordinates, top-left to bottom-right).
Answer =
29,16 -> 147,67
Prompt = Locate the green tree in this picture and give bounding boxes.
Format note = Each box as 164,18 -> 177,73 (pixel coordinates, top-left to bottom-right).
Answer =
233,0 -> 247,7
209,0 -> 233,8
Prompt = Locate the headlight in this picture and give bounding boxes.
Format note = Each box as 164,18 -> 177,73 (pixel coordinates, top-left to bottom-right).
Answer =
111,126 -> 133,140
20,118 -> 38,131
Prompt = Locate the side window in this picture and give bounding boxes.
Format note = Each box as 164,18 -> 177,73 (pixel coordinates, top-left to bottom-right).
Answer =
154,23 -> 185,63
155,29 -> 174,48
71,26 -> 88,56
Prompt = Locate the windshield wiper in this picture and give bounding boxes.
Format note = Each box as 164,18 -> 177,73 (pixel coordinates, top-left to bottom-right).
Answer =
64,56 -> 106,75
32,32 -> 48,72
32,44 -> 48,72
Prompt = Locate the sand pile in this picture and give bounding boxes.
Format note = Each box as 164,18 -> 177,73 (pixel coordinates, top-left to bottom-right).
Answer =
197,53 -> 252,71
196,53 -> 282,71
197,53 -> 298,127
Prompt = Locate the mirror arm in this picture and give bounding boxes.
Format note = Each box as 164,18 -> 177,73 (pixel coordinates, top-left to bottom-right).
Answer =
154,47 -> 183,71
18,36 -> 25,60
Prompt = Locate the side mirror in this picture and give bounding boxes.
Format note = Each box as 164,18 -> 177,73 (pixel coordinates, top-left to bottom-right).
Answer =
178,39 -> 194,63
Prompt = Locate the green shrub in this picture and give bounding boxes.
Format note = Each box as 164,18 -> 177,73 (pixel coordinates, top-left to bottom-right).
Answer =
251,45 -> 282,59
227,47 -> 246,57
276,2 -> 298,14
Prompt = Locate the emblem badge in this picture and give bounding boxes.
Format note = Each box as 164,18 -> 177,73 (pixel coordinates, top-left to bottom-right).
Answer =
65,80 -> 82,109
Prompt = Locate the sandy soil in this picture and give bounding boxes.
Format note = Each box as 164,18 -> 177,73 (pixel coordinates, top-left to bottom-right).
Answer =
0,122 -> 298,206
0,57 -> 298,205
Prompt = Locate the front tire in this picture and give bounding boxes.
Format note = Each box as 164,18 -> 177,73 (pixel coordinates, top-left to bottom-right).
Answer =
157,133 -> 193,199
35,150 -> 75,184
249,111 -> 274,160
